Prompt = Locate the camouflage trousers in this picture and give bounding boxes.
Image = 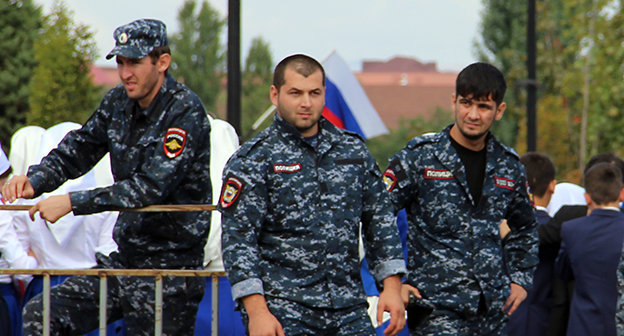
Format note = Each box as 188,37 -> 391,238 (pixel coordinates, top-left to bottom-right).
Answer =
22,256 -> 204,336
408,296 -> 509,336
241,296 -> 375,336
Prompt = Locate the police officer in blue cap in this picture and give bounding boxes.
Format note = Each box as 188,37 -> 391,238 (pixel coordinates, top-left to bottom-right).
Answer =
3,18 -> 212,335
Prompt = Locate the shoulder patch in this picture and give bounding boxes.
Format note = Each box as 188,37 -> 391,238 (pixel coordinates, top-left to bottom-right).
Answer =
220,174 -> 244,209
382,168 -> 397,192
163,127 -> 187,159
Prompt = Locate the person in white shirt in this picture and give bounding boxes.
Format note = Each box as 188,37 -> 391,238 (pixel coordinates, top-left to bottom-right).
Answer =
546,182 -> 586,217
194,115 -> 245,335
0,122 -> 121,335
0,144 -> 20,336
7,126 -> 45,177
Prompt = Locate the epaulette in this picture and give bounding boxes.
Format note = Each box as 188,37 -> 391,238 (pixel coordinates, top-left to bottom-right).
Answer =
499,142 -> 520,160
235,128 -> 272,157
406,132 -> 438,150
341,128 -> 365,143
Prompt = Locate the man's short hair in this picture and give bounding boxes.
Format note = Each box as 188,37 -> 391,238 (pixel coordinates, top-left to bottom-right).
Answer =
585,152 -> 624,183
584,162 -> 622,205
273,54 -> 325,91
148,45 -> 171,64
520,152 -> 556,197
456,62 -> 507,106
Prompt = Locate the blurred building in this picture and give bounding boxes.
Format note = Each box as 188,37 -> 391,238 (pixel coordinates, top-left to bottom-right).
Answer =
89,64 -> 118,90
356,56 -> 456,131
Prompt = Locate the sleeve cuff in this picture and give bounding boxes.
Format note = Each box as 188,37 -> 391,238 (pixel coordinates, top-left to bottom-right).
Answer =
373,259 -> 407,283
510,271 -> 533,291
231,278 -> 264,301
69,190 -> 94,215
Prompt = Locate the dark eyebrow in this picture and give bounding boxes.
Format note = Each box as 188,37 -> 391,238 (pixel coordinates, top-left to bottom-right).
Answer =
476,101 -> 496,109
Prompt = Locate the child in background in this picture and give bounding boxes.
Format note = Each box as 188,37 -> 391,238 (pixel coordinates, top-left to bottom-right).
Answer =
556,162 -> 624,336
506,152 -> 557,336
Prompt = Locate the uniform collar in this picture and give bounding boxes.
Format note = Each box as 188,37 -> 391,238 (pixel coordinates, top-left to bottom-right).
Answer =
271,114 -> 348,157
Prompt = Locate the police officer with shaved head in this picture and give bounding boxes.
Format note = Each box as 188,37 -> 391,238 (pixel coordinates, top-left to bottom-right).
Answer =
219,54 -> 407,336
3,19 -> 212,335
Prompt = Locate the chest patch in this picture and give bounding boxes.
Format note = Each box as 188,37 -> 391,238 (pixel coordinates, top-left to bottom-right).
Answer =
424,168 -> 454,180
163,127 -> 187,159
494,176 -> 515,190
273,163 -> 301,173
220,175 -> 243,209
382,169 -> 397,192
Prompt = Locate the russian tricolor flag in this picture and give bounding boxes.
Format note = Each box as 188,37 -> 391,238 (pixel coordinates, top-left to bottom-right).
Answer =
322,51 -> 388,139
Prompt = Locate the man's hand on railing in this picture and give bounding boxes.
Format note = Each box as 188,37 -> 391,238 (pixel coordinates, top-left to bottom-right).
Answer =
28,194 -> 72,223
2,175 -> 34,203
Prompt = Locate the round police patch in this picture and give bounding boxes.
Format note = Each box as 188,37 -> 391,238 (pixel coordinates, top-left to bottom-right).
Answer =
382,168 -> 397,192
220,176 -> 243,209
118,32 -> 129,44
163,127 -> 187,159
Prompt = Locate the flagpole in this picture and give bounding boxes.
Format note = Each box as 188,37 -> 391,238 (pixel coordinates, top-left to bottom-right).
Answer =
251,105 -> 276,131
322,49 -> 336,64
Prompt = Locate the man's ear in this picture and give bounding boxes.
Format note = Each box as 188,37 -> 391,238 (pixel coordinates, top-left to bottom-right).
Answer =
270,85 -> 279,108
157,53 -> 171,73
584,192 -> 593,207
548,180 -> 556,194
494,102 -> 506,121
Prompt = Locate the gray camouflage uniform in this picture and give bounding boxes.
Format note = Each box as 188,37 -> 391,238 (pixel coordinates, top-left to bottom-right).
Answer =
219,115 -> 406,334
383,125 -> 538,335
22,19 -> 211,336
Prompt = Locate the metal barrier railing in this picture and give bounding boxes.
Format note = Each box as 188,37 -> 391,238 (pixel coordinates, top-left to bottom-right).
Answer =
0,268 -> 226,336
0,203 -> 224,335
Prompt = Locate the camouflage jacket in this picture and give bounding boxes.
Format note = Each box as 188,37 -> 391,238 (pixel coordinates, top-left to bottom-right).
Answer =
383,124 -> 538,314
28,74 -> 212,269
219,115 -> 406,308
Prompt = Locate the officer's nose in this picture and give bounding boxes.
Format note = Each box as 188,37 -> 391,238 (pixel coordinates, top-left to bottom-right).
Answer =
118,64 -> 132,81
301,93 -> 312,108
466,104 -> 479,120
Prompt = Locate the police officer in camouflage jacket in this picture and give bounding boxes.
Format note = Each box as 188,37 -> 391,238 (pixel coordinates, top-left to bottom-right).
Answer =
3,19 -> 211,335
218,54 -> 406,336
383,62 -> 538,335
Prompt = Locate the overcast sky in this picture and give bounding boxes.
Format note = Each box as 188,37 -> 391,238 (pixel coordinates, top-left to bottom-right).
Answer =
34,0 -> 484,72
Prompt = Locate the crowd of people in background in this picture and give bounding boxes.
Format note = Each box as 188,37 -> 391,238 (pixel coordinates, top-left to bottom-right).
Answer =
2,17 -> 624,336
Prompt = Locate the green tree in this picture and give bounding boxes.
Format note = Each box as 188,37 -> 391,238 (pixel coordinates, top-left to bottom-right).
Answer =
241,37 -> 273,140
478,0 -> 624,182
170,0 -> 225,114
582,1 -> 624,166
0,0 -> 41,150
474,1 -> 527,147
28,0 -> 100,128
